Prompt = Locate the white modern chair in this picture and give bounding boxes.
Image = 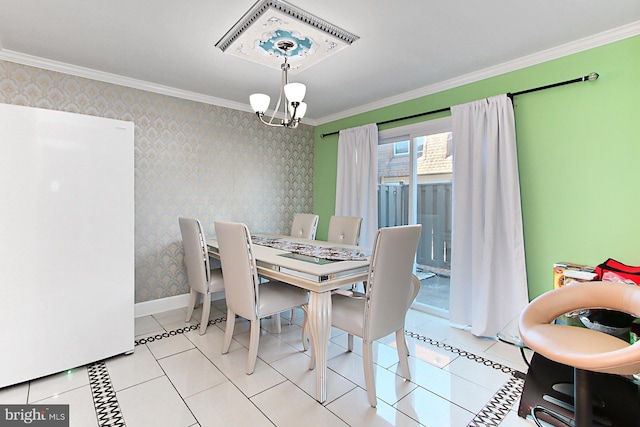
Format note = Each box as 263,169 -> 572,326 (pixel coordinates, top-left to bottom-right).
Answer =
290,213 -> 319,240
311,224 -> 422,407
288,213 -> 319,324
327,215 -> 365,294
289,213 -> 320,325
215,220 -> 309,374
179,217 -> 225,335
327,215 -> 363,246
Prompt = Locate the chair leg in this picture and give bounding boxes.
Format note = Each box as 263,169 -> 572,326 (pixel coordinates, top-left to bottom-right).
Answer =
290,308 -> 295,325
185,289 -> 198,322
301,304 -> 314,368
301,309 -> 309,351
347,334 -> 354,352
247,319 -> 261,374
363,340 -> 377,407
396,329 -> 411,380
274,312 -> 281,334
199,293 -> 211,335
307,307 -> 314,368
530,367 -> 591,427
301,305 -> 309,345
222,308 -> 235,354
309,346 -> 315,370
574,368 -> 593,427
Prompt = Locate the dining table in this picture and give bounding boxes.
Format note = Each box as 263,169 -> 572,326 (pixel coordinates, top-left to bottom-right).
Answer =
206,233 -> 370,403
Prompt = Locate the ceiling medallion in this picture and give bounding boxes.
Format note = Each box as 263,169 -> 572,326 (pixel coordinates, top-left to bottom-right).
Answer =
216,0 -> 358,128
215,0 -> 359,74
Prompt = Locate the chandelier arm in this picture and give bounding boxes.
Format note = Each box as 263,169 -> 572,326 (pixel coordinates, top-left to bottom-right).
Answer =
266,91 -> 281,126
250,43 -> 302,129
290,102 -> 299,123
257,113 -> 284,128
266,58 -> 287,125
255,112 -> 299,129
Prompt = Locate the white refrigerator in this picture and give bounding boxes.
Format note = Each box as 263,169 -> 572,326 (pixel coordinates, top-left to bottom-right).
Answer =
0,103 -> 134,388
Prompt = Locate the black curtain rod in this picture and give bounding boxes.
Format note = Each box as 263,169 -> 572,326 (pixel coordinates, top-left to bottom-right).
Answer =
320,72 -> 599,138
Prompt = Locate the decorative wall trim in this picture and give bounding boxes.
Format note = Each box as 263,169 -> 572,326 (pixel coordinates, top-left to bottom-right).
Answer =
0,49 -> 321,126
134,291 -> 225,318
2,21 -> 638,126
316,20 -> 640,125
0,50 -> 249,111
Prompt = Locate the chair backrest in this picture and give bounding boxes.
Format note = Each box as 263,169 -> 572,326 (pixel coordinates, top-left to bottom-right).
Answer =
519,281 -> 640,375
290,213 -> 319,240
364,225 -> 422,341
214,221 -> 259,321
179,217 -> 211,295
327,215 -> 363,246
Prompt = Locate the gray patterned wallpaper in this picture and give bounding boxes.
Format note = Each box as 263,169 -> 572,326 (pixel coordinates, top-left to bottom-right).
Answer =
0,60 -> 314,303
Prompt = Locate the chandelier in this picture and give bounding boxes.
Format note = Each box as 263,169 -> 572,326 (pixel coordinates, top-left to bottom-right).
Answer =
249,41 -> 307,129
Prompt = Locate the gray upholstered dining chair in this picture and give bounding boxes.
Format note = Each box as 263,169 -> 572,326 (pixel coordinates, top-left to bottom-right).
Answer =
310,224 -> 422,407
327,215 -> 365,294
215,220 -> 309,374
327,215 -> 363,246
290,213 -> 319,240
288,213 -> 319,324
179,217 -> 225,335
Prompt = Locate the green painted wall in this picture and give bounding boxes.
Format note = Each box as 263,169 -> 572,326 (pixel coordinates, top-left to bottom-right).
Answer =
313,35 -> 640,300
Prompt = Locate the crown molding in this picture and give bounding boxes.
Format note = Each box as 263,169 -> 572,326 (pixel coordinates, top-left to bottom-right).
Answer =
0,49 -> 322,126
1,20 -> 638,129
0,49 -> 253,112
315,20 -> 640,125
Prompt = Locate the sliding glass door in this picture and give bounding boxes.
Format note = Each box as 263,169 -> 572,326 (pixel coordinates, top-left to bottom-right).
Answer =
377,118 -> 452,316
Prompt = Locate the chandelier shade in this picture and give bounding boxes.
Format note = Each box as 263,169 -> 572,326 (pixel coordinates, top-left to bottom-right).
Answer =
284,83 -> 306,103
249,94 -> 271,114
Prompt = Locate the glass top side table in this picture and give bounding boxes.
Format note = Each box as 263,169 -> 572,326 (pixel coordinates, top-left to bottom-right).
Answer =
497,316 -> 530,368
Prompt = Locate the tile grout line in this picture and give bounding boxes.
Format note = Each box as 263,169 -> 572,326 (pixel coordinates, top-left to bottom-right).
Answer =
85,316 -> 228,426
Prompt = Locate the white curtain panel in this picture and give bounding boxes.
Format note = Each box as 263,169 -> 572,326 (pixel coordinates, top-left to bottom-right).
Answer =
449,94 -> 528,337
336,123 -> 379,248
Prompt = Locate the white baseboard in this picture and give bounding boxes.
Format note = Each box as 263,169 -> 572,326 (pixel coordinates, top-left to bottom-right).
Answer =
134,291 -> 225,318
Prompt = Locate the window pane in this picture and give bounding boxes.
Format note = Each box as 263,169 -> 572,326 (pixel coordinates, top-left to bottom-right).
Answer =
393,140 -> 409,156
378,129 -> 452,315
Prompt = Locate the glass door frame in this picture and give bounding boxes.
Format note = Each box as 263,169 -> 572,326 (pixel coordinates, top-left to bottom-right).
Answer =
378,117 -> 453,316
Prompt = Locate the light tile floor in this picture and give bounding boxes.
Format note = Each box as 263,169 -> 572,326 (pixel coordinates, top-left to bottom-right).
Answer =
0,300 -> 536,427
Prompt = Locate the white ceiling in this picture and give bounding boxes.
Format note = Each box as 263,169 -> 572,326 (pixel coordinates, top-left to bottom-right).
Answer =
1,0 -> 639,125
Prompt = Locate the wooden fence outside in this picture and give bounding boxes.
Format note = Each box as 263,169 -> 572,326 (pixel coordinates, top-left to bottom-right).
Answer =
378,182 -> 452,269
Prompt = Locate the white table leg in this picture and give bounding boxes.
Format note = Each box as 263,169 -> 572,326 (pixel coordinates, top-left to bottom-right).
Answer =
307,290 -> 331,403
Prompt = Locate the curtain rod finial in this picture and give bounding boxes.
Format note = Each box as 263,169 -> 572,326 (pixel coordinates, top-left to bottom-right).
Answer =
587,72 -> 599,81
